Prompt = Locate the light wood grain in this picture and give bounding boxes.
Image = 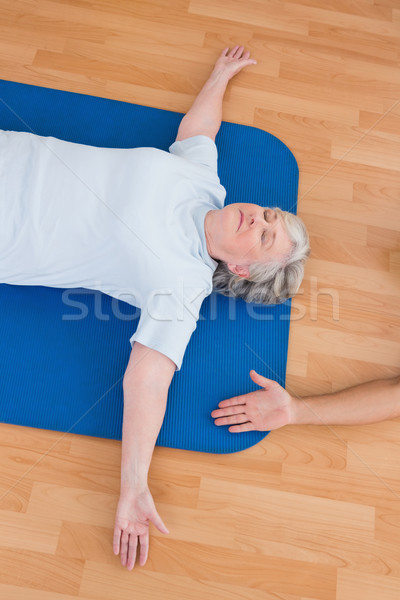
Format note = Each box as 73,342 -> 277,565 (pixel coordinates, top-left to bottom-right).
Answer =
0,0 -> 399,598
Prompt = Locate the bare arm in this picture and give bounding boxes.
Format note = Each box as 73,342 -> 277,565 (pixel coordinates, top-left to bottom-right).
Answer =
176,45 -> 257,142
212,370 -> 400,432
294,375 -> 400,426
113,342 -> 176,569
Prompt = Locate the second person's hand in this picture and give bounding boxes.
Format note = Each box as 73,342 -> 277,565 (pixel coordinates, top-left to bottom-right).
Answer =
211,370 -> 294,432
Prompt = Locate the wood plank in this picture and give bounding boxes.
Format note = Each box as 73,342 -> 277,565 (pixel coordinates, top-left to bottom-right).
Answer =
337,569 -> 400,600
189,0 -> 309,35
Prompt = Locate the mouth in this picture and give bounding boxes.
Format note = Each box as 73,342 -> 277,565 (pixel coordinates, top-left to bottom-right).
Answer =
237,209 -> 244,231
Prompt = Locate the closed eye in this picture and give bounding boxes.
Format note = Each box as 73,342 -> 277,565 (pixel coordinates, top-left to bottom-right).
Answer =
261,210 -> 269,243
262,210 -> 270,243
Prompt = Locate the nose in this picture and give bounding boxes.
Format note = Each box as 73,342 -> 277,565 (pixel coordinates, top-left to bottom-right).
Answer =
249,213 -> 264,227
249,208 -> 276,229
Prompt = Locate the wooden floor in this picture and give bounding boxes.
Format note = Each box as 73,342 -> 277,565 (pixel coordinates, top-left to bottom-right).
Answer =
0,1 -> 400,598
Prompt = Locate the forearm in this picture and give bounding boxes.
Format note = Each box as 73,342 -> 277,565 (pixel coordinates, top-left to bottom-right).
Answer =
120,380 -> 168,490
177,69 -> 229,141
292,376 -> 400,426
120,343 -> 175,491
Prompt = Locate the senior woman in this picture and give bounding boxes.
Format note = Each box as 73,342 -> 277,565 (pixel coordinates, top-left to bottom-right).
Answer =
0,45 -> 309,569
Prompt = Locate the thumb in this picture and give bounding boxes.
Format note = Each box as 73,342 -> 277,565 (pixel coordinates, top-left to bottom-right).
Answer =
151,509 -> 170,535
249,370 -> 275,389
235,59 -> 257,74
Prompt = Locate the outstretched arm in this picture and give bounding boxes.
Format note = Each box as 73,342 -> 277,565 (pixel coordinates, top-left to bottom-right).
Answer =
176,45 -> 257,142
212,370 -> 400,432
113,342 -> 176,570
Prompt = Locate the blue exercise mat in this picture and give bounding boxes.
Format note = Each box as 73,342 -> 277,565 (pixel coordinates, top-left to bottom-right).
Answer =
0,79 -> 298,453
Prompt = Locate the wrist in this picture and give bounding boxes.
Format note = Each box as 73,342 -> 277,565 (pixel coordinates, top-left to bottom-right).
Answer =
120,461 -> 148,491
119,478 -> 149,494
120,475 -> 148,494
209,68 -> 230,86
290,395 -> 329,426
288,395 -> 306,425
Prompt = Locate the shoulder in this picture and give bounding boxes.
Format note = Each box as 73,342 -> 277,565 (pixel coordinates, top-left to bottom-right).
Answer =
169,135 -> 219,173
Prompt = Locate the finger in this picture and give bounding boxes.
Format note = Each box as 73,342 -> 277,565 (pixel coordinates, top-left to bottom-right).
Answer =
229,422 -> 255,433
127,534 -> 138,571
220,47 -> 229,57
214,413 -> 249,426
228,45 -> 240,58
120,530 -> 130,567
233,45 -> 244,58
242,50 -> 251,60
250,370 -> 275,389
217,396 -> 247,409
242,59 -> 257,67
151,510 -> 170,535
113,528 -> 121,555
139,532 -> 149,567
211,404 -> 247,418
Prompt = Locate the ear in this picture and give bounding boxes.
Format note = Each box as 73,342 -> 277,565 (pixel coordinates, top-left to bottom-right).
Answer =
227,263 -> 250,278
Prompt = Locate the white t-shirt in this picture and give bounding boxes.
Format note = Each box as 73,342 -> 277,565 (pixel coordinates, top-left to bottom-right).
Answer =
0,130 -> 226,370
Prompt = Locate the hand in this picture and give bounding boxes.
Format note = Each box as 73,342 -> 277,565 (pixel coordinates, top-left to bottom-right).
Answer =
211,370 -> 294,432
113,486 -> 169,570
212,45 -> 257,82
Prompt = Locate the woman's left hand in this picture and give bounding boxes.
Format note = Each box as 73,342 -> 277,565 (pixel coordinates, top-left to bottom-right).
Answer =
212,45 -> 257,81
113,486 -> 169,570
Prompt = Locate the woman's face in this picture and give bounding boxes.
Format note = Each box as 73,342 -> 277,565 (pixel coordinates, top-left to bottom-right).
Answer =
204,203 -> 292,277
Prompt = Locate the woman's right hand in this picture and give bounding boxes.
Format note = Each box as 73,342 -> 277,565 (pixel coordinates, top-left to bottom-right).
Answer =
211,370 -> 294,432
212,45 -> 257,82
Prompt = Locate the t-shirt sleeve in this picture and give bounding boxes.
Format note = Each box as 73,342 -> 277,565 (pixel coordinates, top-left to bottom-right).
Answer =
168,135 -> 218,173
129,282 -> 211,371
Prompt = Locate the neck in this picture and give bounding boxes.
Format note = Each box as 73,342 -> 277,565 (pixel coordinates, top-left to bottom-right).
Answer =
204,210 -> 219,261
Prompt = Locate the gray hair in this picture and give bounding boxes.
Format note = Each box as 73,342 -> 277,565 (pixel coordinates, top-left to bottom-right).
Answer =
212,207 -> 310,304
